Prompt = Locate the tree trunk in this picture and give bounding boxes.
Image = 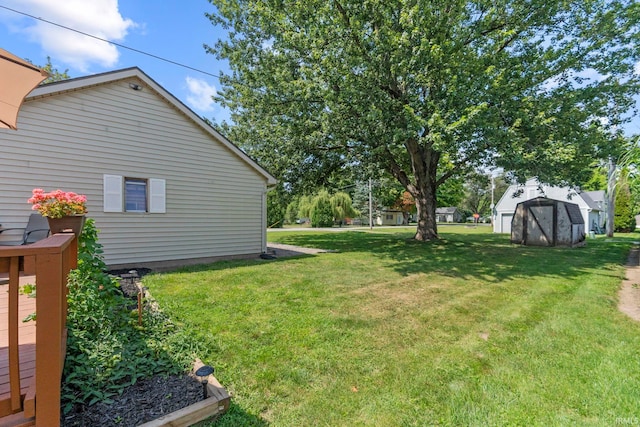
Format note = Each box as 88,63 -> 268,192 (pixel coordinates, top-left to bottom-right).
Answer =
387,139 -> 440,241
409,142 -> 439,241
414,191 -> 439,240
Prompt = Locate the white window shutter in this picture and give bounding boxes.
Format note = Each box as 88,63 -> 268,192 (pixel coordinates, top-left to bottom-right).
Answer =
149,178 -> 166,213
103,175 -> 123,212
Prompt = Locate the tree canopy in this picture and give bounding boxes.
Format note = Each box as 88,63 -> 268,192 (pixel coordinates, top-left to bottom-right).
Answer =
207,0 -> 640,240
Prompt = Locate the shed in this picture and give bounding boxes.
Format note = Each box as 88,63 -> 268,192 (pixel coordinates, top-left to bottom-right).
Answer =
511,197 -> 585,247
0,67 -> 277,268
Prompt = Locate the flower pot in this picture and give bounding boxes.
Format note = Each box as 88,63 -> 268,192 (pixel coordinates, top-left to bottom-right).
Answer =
47,215 -> 85,237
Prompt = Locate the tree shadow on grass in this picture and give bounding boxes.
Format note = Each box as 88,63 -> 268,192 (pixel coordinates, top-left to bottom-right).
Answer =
267,230 -> 634,283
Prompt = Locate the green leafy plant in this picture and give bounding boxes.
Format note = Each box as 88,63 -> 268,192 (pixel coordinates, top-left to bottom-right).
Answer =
18,283 -> 37,322
61,218 -> 203,413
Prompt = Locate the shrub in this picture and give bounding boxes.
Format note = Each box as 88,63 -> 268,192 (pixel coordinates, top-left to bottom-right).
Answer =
310,190 -> 334,227
614,171 -> 637,233
61,219 -> 202,412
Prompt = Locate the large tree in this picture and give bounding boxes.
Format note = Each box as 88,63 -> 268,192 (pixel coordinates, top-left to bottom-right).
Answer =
207,0 -> 640,241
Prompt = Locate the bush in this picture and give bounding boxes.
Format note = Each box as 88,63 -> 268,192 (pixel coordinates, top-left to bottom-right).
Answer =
614,173 -> 637,233
62,219 -> 202,412
310,191 -> 334,227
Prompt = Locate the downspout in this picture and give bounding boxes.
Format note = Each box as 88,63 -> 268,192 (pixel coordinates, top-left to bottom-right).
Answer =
263,183 -> 277,253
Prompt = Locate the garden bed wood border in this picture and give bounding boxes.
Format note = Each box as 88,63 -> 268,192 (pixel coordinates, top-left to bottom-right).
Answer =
137,360 -> 230,427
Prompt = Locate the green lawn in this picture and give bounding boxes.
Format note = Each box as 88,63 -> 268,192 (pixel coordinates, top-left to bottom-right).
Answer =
143,227 -> 640,426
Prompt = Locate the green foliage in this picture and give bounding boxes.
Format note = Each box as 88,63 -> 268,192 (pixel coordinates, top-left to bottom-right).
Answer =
582,166 -> 608,191
267,187 -> 287,228
297,195 -> 313,220
62,218 -> 202,413
436,176 -> 465,208
207,0 -> 640,241
330,191 -> 358,222
40,56 -> 71,83
284,198 -> 299,224
614,169 -> 637,232
310,190 -> 334,227
462,172 -> 509,217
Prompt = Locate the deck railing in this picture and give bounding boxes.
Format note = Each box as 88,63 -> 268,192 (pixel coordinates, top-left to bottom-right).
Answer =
0,233 -> 77,427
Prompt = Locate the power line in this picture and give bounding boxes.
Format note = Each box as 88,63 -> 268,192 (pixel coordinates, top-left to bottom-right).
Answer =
0,4 -> 223,79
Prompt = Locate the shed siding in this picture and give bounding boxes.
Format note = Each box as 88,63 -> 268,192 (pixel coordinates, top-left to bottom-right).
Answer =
0,77 -> 268,265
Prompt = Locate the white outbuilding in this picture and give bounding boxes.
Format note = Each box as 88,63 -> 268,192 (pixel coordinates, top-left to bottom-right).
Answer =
493,178 -> 604,234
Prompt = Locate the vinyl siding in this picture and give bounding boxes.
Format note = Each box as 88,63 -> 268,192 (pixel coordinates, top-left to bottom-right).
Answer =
493,178 -> 598,234
0,76 -> 269,265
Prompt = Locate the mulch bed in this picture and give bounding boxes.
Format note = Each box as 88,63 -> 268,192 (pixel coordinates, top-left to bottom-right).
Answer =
61,374 -> 204,426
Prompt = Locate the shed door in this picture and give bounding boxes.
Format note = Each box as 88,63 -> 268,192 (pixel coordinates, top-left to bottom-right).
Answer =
527,205 -> 554,246
501,214 -> 513,233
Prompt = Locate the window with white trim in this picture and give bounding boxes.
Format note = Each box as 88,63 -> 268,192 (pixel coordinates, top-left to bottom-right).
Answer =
103,174 -> 166,213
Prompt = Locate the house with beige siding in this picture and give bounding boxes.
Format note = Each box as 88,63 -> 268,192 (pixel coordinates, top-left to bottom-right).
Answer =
376,209 -> 405,226
0,67 -> 277,268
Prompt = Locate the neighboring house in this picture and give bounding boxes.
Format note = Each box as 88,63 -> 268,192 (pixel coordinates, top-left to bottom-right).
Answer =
0,67 -> 277,268
376,209 -> 405,226
436,207 -> 463,223
493,178 -> 604,234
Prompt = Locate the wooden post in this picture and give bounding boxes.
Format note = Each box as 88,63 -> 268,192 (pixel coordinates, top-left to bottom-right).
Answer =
8,256 -> 20,412
33,234 -> 74,427
34,251 -> 63,426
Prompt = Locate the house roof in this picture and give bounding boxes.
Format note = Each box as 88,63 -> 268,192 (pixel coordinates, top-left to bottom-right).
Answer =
581,190 -> 605,211
26,67 -> 277,186
436,207 -> 459,214
495,178 -> 603,212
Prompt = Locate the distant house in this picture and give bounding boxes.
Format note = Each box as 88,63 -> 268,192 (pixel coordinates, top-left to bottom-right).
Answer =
493,178 -> 604,234
376,210 -> 405,226
0,67 -> 277,268
436,207 -> 463,223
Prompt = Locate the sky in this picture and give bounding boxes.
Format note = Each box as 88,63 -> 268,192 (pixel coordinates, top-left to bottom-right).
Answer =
0,0 -> 231,122
0,0 -> 638,137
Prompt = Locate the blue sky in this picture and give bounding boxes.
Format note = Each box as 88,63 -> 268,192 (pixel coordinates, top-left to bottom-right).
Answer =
0,0 -> 231,122
1,0 -> 638,137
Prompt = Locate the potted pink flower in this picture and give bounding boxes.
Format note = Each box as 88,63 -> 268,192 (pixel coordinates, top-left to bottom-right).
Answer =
28,188 -> 87,236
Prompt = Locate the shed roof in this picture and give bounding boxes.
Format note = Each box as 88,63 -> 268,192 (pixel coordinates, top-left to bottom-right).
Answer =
27,67 -> 277,186
518,197 -> 584,224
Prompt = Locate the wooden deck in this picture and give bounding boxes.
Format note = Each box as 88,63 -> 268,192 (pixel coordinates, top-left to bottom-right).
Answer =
0,274 -> 37,420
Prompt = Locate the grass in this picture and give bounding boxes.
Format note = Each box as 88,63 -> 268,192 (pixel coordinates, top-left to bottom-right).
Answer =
143,226 -> 640,426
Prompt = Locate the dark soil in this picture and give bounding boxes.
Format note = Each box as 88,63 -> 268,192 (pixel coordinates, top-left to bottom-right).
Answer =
61,374 -> 204,426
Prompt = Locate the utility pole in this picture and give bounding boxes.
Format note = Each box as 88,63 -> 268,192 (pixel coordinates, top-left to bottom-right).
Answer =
490,174 -> 495,228
606,156 -> 616,237
369,178 -> 373,230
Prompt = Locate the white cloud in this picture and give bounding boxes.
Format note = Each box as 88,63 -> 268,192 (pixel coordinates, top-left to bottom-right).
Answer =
1,0 -> 136,71
185,77 -> 217,112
